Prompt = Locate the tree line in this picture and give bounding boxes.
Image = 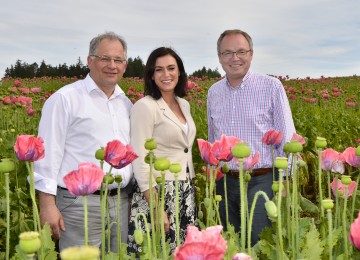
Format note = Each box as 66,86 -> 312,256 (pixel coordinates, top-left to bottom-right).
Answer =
4,57 -> 221,79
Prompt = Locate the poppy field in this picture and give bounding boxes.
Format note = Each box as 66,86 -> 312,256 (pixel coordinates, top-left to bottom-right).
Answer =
0,74 -> 360,259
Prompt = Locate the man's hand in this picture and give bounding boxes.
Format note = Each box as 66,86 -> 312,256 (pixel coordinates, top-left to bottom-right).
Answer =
38,191 -> 65,239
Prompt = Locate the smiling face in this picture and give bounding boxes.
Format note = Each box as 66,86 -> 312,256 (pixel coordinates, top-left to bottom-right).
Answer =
87,38 -> 127,96
219,33 -> 253,87
152,54 -> 180,96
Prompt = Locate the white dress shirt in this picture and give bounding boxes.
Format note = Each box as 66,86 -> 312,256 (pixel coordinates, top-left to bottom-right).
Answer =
34,74 -> 133,195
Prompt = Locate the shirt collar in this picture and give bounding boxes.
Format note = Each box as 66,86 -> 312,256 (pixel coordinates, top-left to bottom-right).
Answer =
85,74 -> 125,98
225,69 -> 253,88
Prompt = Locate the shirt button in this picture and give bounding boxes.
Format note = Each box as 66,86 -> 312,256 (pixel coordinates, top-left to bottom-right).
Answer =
184,148 -> 188,153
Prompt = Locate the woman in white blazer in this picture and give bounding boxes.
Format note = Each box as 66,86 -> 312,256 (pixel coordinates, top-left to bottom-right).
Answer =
127,47 -> 197,255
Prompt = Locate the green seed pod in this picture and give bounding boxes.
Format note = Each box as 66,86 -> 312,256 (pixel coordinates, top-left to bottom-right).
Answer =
265,201 -> 278,218
18,231 -> 41,254
245,172 -> 251,182
154,157 -> 170,171
169,163 -> 182,174
95,147 -> 105,160
221,163 -> 230,174
315,137 -> 327,149
356,145 -> 360,156
156,176 -> 162,184
341,175 -> 352,185
0,158 -> 15,173
103,174 -> 114,184
114,175 -> 122,184
283,142 -> 291,154
322,199 -> 334,209
231,142 -> 251,158
134,229 -> 144,244
144,138 -> 157,151
215,195 -> 222,202
274,157 -> 288,169
144,153 -> 156,164
272,181 -> 279,192
286,140 -> 303,153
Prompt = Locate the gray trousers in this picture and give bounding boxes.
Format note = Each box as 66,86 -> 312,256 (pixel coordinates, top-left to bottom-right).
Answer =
56,187 -> 129,252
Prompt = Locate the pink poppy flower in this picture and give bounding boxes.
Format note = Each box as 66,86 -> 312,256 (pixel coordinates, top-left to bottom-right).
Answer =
322,148 -> 345,174
291,133 -> 306,145
174,225 -> 227,260
14,80 -> 22,87
349,211 -> 360,250
211,135 -> 242,162
14,135 -> 45,162
63,162 -> 104,196
26,108 -> 36,116
261,130 -> 283,146
30,87 -> 41,94
331,178 -> 356,198
197,139 -> 218,166
234,151 -> 260,171
104,140 -> 138,169
342,147 -> 360,167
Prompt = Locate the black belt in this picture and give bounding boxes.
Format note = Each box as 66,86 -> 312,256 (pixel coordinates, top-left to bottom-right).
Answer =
57,186 -> 118,196
227,168 -> 272,178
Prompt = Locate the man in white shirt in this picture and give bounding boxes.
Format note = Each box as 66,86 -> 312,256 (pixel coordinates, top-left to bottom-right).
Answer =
34,32 -> 133,252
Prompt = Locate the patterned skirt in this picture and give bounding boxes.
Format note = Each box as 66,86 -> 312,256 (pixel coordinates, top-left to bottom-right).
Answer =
127,174 -> 196,256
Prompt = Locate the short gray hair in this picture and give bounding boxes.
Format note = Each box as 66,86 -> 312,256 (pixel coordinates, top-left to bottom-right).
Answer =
89,32 -> 127,59
217,29 -> 253,56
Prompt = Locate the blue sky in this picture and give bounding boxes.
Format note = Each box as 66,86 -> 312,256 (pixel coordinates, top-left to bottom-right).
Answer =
1,0 -> 359,79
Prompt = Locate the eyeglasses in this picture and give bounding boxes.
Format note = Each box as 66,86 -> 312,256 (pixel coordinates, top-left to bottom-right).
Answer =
220,50 -> 252,59
91,55 -> 127,64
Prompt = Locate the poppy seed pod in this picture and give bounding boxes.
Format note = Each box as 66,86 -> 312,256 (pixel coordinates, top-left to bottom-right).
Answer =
114,175 -> 122,184
231,142 -> 251,158
341,175 -> 352,185
60,246 -> 100,260
103,174 -> 114,184
154,157 -> 170,171
322,199 -> 334,209
169,163 -> 182,174
198,210 -> 204,219
95,147 -> 105,160
144,138 -> 157,150
215,195 -> 222,202
156,176 -> 162,184
144,153 -> 156,164
274,157 -> 288,169
286,140 -> 303,153
221,163 -> 230,173
315,137 -> 327,149
272,181 -> 280,192
0,158 -> 15,173
18,231 -> 41,254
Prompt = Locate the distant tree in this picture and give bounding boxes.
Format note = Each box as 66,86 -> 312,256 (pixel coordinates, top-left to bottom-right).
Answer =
191,66 -> 221,78
124,56 -> 145,78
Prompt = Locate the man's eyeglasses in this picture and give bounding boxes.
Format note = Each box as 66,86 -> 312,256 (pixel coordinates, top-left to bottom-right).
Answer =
91,55 -> 127,64
221,50 -> 252,59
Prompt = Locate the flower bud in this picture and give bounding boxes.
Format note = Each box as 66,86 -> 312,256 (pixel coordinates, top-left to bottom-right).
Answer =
244,172 -> 251,182
215,195 -> 222,202
204,198 -> 211,208
103,174 -> 114,184
341,175 -> 352,185
95,147 -> 105,160
144,153 -> 156,164
154,157 -> 170,171
114,175 -> 122,184
134,229 -> 144,244
274,157 -> 288,169
356,145 -> 360,156
0,158 -> 15,173
221,163 -> 230,174
18,231 -> 41,254
198,210 -> 204,219
169,163 -> 182,174
231,142 -> 251,158
322,199 -> 334,209
265,201 -> 278,218
144,138 -> 157,150
315,137 -> 327,149
283,142 -> 290,154
286,140 -> 303,153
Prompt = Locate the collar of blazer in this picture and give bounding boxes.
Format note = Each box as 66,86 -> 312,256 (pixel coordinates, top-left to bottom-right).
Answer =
157,97 -> 189,136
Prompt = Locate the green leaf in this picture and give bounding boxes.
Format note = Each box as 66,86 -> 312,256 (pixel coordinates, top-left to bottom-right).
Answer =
300,194 -> 319,215
300,221 -> 324,259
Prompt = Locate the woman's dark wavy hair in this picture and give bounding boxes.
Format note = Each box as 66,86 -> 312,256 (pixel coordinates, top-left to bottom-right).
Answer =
144,47 -> 187,99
